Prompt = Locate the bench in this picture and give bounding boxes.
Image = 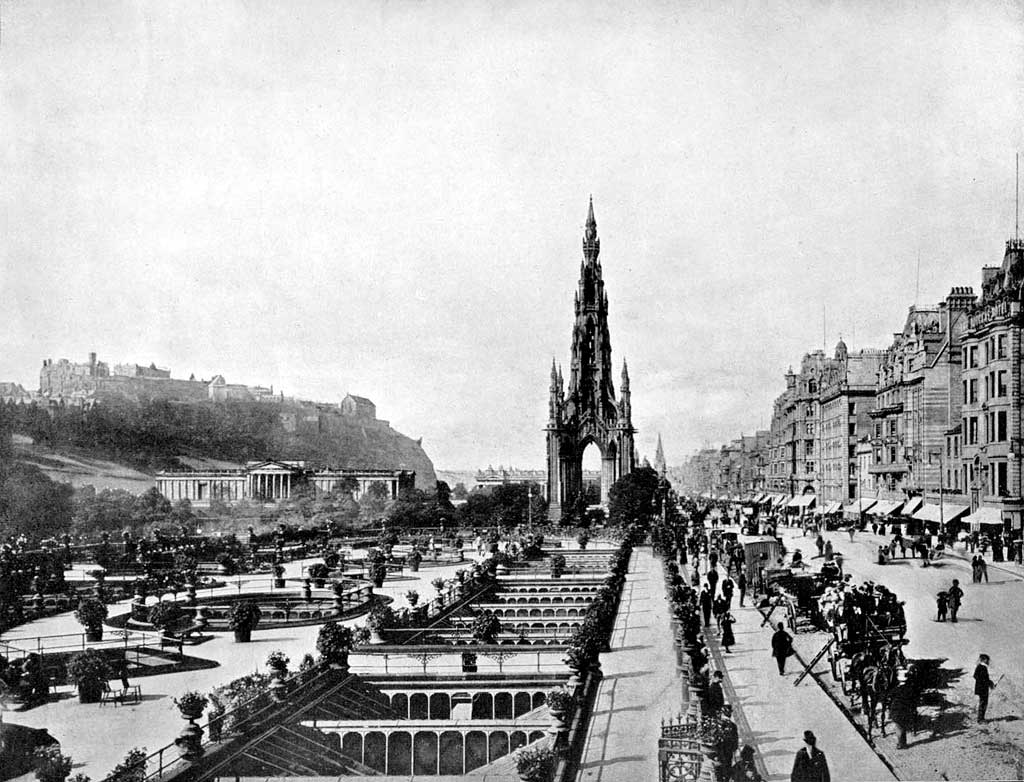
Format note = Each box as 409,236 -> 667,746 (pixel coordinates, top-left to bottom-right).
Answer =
101,681 -> 142,706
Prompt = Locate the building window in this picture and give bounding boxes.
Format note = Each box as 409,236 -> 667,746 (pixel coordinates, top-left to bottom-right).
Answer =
968,417 -> 979,445
969,379 -> 978,404
998,334 -> 1007,359
888,446 -> 897,464
998,410 -> 1008,442
969,345 -> 979,368
998,370 -> 1007,397
888,419 -> 897,436
997,461 -> 1008,496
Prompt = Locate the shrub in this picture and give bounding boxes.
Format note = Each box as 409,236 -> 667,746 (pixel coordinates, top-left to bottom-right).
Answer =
147,601 -> 184,631
107,748 -> 148,782
405,589 -> 419,607
544,687 -> 575,713
33,747 -> 73,782
514,745 -> 555,781
550,554 -> 566,577
471,610 -> 503,644
73,599 -> 107,630
316,622 -> 355,662
174,691 -> 208,716
229,601 -> 262,631
265,650 -> 289,674
308,563 -> 329,581
67,649 -> 110,687
366,605 -> 394,633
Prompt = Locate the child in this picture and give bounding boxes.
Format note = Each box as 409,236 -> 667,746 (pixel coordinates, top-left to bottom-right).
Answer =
936,591 -> 948,622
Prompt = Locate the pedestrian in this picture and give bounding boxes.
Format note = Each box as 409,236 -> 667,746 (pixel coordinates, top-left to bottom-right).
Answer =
700,584 -> 713,626
971,555 -> 981,583
790,730 -> 830,782
707,670 -> 726,714
815,533 -> 825,557
974,653 -> 996,722
935,591 -> 948,622
714,594 -> 728,629
979,556 -> 989,583
707,565 -> 719,597
721,610 -> 736,653
947,579 -> 964,623
848,524 -> 856,542
732,744 -> 764,782
824,540 -> 834,561
722,574 -> 735,609
771,621 -> 793,675
738,571 -> 747,607
719,704 -> 740,767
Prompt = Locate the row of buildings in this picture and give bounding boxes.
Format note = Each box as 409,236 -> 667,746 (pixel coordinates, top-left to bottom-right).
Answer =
680,237 -> 1024,532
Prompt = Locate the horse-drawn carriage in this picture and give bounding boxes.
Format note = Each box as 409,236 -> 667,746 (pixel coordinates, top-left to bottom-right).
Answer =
824,616 -> 909,736
763,570 -> 832,632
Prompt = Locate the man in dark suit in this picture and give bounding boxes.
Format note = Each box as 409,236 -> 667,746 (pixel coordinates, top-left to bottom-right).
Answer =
974,653 -> 996,722
707,670 -> 726,714
718,704 -> 739,768
791,730 -> 830,782
771,622 -> 793,675
699,584 -> 713,626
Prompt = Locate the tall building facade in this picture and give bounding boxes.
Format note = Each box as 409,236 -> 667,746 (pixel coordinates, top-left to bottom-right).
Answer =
866,289 -> 974,503
546,200 -> 635,519
959,239 -> 1024,528
818,340 -> 884,504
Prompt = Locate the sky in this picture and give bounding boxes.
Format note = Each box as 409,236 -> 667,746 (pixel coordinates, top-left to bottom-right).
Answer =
2,1 -> 1023,471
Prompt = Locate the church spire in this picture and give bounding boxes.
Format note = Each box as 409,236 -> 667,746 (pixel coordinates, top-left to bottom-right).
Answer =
654,433 -> 666,476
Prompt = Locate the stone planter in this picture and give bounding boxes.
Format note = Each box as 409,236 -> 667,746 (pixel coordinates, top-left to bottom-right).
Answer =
84,627 -> 103,643
328,655 -> 350,674
368,629 -> 385,645
233,628 -> 252,643
275,578 -> 287,589
548,708 -> 567,733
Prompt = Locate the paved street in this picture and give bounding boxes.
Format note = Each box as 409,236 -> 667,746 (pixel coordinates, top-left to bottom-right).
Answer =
774,523 -> 1024,780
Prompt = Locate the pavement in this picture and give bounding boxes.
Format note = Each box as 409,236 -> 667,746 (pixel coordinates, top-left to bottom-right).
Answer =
577,547 -> 683,781
693,558 -> 896,782
0,553 -> 472,780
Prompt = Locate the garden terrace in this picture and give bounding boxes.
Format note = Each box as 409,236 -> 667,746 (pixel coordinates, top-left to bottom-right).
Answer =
144,668 -> 561,781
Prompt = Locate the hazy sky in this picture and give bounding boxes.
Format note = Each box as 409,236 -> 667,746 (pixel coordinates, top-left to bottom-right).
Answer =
2,1 -> 1023,470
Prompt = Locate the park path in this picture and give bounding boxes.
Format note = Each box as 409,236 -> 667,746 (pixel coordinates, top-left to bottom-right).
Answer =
577,547 -> 682,780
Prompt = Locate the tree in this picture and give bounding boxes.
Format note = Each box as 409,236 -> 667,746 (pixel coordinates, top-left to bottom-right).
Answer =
0,462 -> 74,541
451,482 -> 469,500
607,466 -> 661,527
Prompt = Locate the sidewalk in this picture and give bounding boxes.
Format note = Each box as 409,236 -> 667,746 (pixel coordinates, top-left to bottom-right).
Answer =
577,547 -> 682,780
704,571 -> 896,782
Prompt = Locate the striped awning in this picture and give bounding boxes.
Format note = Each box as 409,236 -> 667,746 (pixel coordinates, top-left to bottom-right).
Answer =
901,497 -> 924,517
868,500 -> 903,517
787,494 -> 816,509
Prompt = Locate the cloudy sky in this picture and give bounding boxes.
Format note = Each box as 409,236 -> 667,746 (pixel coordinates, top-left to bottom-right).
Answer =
2,1 -> 1022,470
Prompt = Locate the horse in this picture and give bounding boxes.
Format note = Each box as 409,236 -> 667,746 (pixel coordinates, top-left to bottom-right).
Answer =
860,659 -> 898,737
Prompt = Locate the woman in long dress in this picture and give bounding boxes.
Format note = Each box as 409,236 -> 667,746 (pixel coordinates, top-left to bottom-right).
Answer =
720,610 -> 736,653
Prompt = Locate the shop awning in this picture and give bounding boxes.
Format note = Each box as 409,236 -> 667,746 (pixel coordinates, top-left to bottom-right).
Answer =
963,506 -> 1005,531
901,497 -> 924,517
821,501 -> 843,515
787,494 -> 816,509
777,495 -> 794,507
868,500 -> 903,517
843,498 -> 877,516
752,493 -> 767,504
912,503 -> 970,525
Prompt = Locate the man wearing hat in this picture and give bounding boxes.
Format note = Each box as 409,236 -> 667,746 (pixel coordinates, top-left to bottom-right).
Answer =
718,704 -> 739,768
889,669 -> 917,748
974,653 -> 996,722
791,730 -> 830,782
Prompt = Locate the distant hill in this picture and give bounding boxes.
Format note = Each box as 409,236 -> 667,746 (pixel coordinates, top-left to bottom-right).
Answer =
7,398 -> 437,492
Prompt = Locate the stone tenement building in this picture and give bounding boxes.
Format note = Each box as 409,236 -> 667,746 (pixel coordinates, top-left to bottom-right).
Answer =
867,288 -> 974,507
958,238 -> 1024,529
546,199 -> 636,518
817,341 -> 883,506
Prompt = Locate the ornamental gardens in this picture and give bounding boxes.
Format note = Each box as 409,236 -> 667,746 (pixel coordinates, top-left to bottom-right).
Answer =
0,468 -> 662,782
